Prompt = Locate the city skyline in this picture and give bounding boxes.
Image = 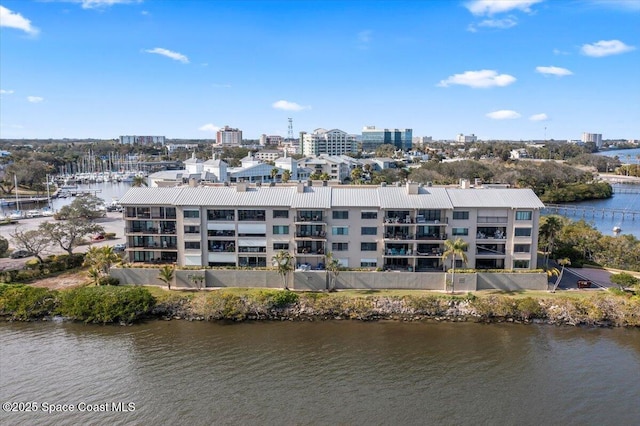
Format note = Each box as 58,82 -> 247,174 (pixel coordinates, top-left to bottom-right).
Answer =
0,0 -> 638,141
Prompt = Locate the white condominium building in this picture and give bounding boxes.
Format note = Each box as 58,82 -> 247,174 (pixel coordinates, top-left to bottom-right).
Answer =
119,183 -> 544,272
300,128 -> 357,156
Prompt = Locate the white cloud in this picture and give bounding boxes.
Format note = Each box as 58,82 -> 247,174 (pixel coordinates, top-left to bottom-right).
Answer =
486,110 -> 521,120
212,83 -> 232,88
465,0 -> 543,16
581,39 -> 636,57
437,70 -> 516,88
272,100 -> 310,111
198,124 -> 219,133
1,89 -> 15,95
144,47 -> 189,63
477,17 -> 518,28
78,0 -> 142,9
0,5 -> 39,35
27,96 -> 44,103
553,48 -> 570,55
535,66 -> 573,76
529,113 -> 549,121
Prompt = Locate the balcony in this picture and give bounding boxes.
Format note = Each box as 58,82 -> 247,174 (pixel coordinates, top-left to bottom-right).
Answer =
295,211 -> 324,223
476,227 -> 507,240
384,233 -> 415,241
416,233 -> 447,240
207,230 -> 235,237
476,244 -> 506,256
477,216 -> 508,224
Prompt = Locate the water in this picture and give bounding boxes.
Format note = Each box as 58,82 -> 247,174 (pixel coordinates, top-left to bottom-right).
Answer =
1,321 -> 639,425
1,182 -> 133,216
541,147 -> 640,238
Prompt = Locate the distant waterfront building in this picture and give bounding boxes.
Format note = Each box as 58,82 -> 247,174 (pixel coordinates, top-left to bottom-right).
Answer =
456,133 -> 477,143
581,132 -> 603,148
217,126 -> 243,146
254,150 -> 282,162
361,126 -> 413,152
413,136 -> 433,147
259,134 -> 284,146
119,136 -> 166,145
300,128 -> 357,156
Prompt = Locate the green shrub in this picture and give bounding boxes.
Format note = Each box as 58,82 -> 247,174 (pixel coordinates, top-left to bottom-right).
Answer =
405,295 -> 448,316
97,276 -> 120,286
264,290 -> 299,308
58,286 -> 156,324
0,284 -> 59,320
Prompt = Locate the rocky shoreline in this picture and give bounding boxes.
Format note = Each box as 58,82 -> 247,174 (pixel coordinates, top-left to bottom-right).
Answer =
151,293 -> 640,328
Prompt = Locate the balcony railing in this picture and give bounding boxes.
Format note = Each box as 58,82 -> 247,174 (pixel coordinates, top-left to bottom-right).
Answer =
126,228 -> 176,235
295,232 -> 326,239
416,233 -> 447,240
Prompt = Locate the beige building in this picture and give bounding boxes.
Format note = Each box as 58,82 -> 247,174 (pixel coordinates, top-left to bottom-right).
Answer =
119,183 -> 544,272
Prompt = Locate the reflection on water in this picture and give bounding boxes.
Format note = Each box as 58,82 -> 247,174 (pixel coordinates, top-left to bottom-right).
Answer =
1,321 -> 639,425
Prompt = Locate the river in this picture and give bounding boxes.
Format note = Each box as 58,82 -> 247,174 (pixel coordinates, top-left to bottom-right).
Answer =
541,147 -> 640,238
0,321 -> 638,425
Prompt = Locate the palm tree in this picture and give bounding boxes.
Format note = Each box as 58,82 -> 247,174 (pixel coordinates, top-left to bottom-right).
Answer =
158,264 -> 175,290
270,168 -> 279,182
441,238 -> 468,294
551,258 -> 571,293
84,245 -> 121,276
272,250 -> 293,290
325,251 -> 342,292
282,170 -> 291,183
539,215 -> 563,268
132,175 -> 147,187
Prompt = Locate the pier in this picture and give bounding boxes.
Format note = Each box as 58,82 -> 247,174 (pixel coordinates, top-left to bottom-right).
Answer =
543,204 -> 639,221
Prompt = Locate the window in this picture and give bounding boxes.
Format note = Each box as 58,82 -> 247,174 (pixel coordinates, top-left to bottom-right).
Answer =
513,260 -> 530,269
453,211 -> 469,220
516,211 -> 532,221
208,209 -> 234,221
514,244 -> 531,253
361,242 -> 377,251
165,208 -> 176,219
515,227 -> 532,237
183,210 -> 200,218
452,228 -> 468,236
332,242 -> 349,251
184,241 -> 200,250
273,243 -> 289,250
361,211 -> 377,219
238,210 -> 266,221
273,210 -> 289,219
184,225 -> 200,234
333,211 -> 349,220
361,261 -> 377,267
361,227 -> 377,235
273,225 -> 289,235
332,226 -> 348,235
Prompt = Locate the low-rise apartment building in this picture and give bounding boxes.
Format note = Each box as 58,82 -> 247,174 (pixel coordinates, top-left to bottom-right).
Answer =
119,183 -> 544,271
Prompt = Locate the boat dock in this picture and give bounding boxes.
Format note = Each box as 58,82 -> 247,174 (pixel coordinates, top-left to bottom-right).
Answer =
543,204 -> 640,221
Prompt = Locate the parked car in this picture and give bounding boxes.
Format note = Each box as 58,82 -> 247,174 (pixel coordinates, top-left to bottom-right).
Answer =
10,249 -> 33,259
91,233 -> 105,242
577,280 -> 592,289
113,243 -> 126,252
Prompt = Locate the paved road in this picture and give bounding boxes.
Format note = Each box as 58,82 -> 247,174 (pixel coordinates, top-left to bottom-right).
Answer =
0,212 -> 126,271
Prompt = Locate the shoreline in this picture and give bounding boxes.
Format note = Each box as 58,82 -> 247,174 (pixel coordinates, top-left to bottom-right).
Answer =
2,286 -> 638,328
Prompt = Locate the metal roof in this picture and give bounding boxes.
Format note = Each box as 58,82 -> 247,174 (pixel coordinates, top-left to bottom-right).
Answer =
174,187 -> 294,207
331,187 -> 380,207
119,185 -> 545,210
378,186 -> 453,209
118,187 -> 184,205
446,188 -> 545,208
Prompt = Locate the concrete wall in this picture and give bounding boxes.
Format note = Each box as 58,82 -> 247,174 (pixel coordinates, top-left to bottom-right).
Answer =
111,267 -> 546,291
476,272 -> 547,291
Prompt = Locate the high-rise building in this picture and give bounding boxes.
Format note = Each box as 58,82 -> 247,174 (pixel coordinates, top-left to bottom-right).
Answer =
456,133 -> 477,143
581,132 -> 603,148
217,126 -> 243,145
119,136 -> 166,145
361,126 -> 413,152
300,128 -> 357,156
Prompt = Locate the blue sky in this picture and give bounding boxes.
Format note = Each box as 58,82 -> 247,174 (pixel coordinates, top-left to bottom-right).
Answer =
1,0 -> 638,141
